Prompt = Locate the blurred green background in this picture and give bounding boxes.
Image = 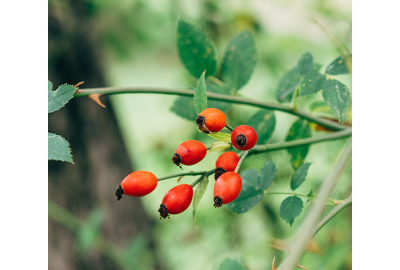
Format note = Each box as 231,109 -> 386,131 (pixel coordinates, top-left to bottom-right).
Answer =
48,0 -> 351,269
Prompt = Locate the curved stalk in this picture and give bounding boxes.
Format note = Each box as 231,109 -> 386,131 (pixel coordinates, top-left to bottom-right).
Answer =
75,87 -> 345,131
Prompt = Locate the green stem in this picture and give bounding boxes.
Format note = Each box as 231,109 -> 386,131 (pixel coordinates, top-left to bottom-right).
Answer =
75,87 -> 345,131
190,169 -> 215,187
291,87 -> 299,110
312,196 -> 352,238
234,150 -> 249,173
265,192 -> 309,198
157,170 -> 214,181
277,141 -> 352,270
224,124 -> 234,132
250,128 -> 352,155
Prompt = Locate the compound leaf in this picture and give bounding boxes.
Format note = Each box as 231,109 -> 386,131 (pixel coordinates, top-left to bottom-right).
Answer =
279,196 -> 303,226
48,132 -> 73,163
297,52 -> 313,75
177,20 -> 217,78
221,30 -> 257,91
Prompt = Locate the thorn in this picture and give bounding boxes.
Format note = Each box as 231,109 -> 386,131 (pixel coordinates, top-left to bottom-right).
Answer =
88,93 -> 106,108
295,262 -> 308,269
272,257 -> 276,270
74,81 -> 85,88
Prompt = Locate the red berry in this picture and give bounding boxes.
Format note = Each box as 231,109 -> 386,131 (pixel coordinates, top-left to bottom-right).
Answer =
172,140 -> 207,167
195,108 -> 226,134
231,125 -> 258,150
115,171 -> 157,200
158,184 -> 194,219
214,152 -> 240,180
213,172 -> 242,207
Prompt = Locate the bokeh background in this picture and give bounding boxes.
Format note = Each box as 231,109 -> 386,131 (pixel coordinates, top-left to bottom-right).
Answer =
48,0 -> 352,269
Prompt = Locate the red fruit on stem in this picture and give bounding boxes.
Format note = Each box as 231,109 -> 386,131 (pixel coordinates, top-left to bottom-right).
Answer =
195,108 -> 227,134
158,184 -> 194,219
213,171 -> 242,207
172,140 -> 207,167
231,125 -> 258,151
115,171 -> 157,200
214,151 -> 240,180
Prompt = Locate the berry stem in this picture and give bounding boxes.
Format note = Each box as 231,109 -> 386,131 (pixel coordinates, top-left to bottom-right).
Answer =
224,124 -> 233,132
190,169 -> 215,187
157,169 -> 215,181
234,150 -> 249,173
75,87 -> 346,131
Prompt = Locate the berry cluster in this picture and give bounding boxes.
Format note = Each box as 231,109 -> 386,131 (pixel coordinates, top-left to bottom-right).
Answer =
115,108 -> 257,219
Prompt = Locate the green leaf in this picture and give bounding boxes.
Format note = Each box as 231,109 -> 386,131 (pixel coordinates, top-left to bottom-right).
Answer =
177,20 -> 217,78
221,30 -> 257,91
299,71 -> 326,97
48,132 -> 74,163
290,162 -> 312,191
207,132 -> 231,142
297,52 -> 313,75
285,119 -> 312,169
217,258 -> 248,270
194,71 -> 207,114
48,83 -> 77,113
309,100 -> 334,114
321,79 -> 351,124
193,176 -> 209,232
276,67 -> 302,103
208,141 -> 231,153
48,80 -> 52,92
226,168 -> 268,214
279,196 -> 304,226
170,82 -> 232,121
325,54 -> 352,75
246,110 -> 276,145
259,160 -> 276,190
76,209 -> 104,253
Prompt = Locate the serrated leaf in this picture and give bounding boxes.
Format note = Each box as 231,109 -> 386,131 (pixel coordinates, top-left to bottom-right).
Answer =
193,176 -> 209,232
48,132 -> 74,163
177,20 -> 217,78
285,119 -> 312,169
76,209 -> 104,253
221,30 -> 257,91
279,196 -> 303,226
170,82 -> 231,121
297,52 -> 313,75
309,100 -> 334,114
325,54 -> 352,75
259,160 -> 276,190
207,132 -> 231,142
48,80 -> 52,92
321,79 -> 351,124
194,71 -> 207,114
290,163 -> 312,191
217,258 -> 248,270
48,83 -> 77,113
225,169 -> 263,213
208,141 -> 231,153
247,110 -> 276,145
299,71 -> 326,97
